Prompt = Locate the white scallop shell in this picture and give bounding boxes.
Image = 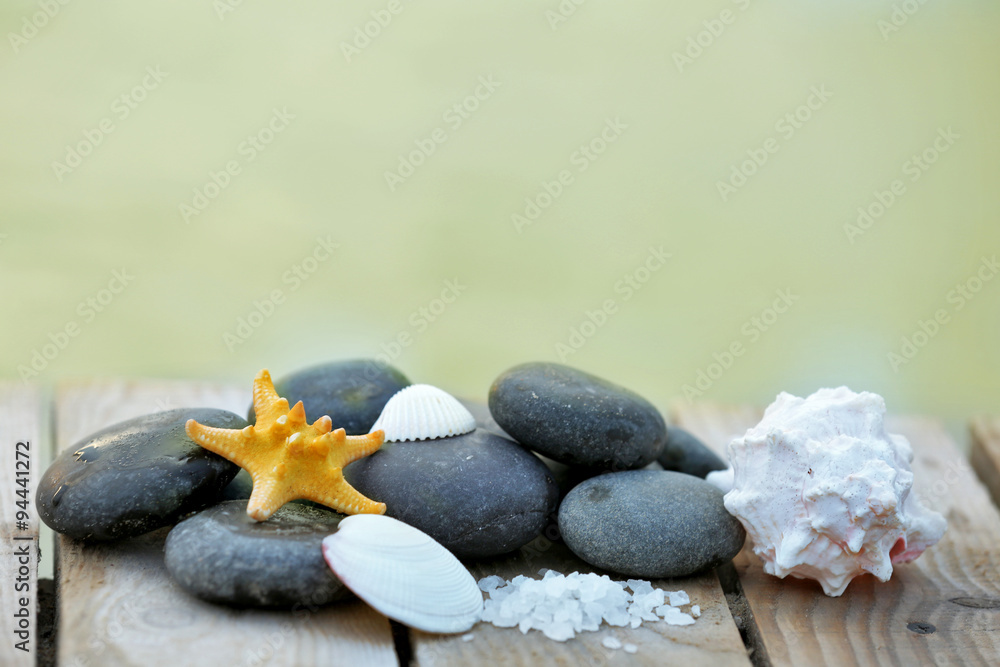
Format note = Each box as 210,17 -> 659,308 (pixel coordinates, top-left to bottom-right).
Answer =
723,387 -> 947,597
322,515 -> 483,633
370,384 -> 476,442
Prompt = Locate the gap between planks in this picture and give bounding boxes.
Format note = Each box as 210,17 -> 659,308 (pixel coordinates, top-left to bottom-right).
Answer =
970,417 -> 1000,510
52,379 -> 397,667
0,384 -> 42,667
674,403 -> 1000,667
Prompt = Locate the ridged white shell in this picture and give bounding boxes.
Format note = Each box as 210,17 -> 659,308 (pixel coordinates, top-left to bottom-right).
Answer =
322,514 -> 483,633
370,384 -> 476,442
723,387 -> 947,597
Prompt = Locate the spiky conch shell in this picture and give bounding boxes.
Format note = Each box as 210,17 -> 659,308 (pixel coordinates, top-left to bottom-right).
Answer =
370,384 -> 476,442
322,514 -> 483,633
722,386 -> 947,597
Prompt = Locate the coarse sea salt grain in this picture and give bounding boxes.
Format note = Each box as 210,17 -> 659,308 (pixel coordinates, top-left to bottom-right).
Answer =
477,571 -> 697,643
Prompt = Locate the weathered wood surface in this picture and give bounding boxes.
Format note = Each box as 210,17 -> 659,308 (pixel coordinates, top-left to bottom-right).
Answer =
411,540 -> 750,667
970,417 -> 1000,510
675,404 -> 1000,667
53,379 -> 397,667
0,384 -> 41,667
48,380 -> 1000,666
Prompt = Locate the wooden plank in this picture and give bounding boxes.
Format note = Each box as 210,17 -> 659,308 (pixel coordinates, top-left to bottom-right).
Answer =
0,384 -> 42,667
970,417 -> 1000,509
675,403 -> 1000,667
411,532 -> 750,665
54,379 -> 397,667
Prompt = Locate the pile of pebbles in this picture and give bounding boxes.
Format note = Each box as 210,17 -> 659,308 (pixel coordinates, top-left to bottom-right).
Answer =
489,362 -> 744,577
36,358 -> 743,633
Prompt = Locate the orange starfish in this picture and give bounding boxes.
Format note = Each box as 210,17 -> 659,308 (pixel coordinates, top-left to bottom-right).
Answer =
185,369 -> 386,521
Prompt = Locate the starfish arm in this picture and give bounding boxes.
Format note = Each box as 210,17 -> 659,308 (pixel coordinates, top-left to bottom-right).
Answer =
310,471 -> 386,515
246,473 -> 289,522
252,369 -> 289,426
324,430 -> 385,468
185,420 -> 254,469
347,430 -> 385,459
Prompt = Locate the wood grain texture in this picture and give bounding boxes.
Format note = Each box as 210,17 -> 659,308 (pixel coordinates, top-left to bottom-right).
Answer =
675,403 -> 1000,667
411,534 -> 750,666
970,417 -> 1000,509
53,379 -> 396,667
0,384 -> 41,667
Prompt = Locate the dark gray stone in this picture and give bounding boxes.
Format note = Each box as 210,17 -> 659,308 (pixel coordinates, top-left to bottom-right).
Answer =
458,398 -> 515,440
343,430 -> 559,559
488,362 -> 667,469
540,458 -> 671,499
36,409 -> 245,541
558,470 -> 745,578
220,468 -> 255,502
657,427 -> 728,478
165,500 -> 349,608
248,359 -> 409,435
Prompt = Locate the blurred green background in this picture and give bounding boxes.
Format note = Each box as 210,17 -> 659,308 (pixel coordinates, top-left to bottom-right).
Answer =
2,0 -> 998,422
